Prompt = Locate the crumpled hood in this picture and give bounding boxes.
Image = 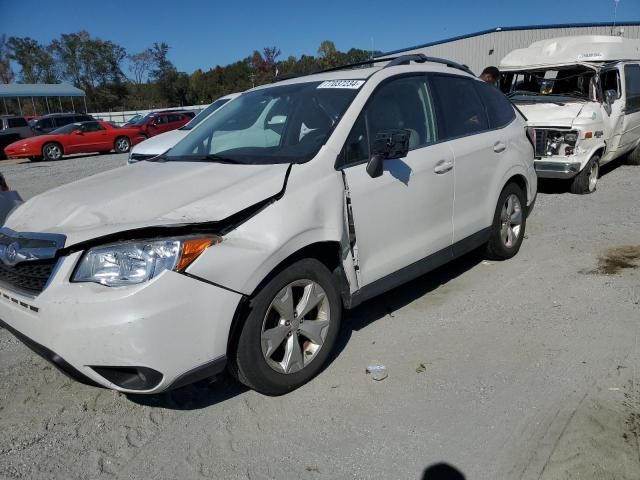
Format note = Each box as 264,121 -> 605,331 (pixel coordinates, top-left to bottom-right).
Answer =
5,161 -> 290,246
514,101 -> 586,127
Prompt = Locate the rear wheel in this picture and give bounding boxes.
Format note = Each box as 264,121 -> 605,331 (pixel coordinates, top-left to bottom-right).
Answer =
114,136 -> 131,153
231,258 -> 341,395
484,183 -> 526,260
627,145 -> 640,166
570,154 -> 599,194
42,143 -> 63,161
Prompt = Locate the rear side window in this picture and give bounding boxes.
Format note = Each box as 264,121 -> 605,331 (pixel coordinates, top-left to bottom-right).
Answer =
54,116 -> 75,127
168,114 -> 183,122
624,64 -> 640,113
430,75 -> 489,139
7,117 -> 28,128
475,82 -> 516,129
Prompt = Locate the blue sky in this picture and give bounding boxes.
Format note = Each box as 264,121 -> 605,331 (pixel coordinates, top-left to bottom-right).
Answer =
1,0 -> 638,73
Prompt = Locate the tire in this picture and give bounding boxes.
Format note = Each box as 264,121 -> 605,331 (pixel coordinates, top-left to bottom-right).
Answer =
627,145 -> 640,166
114,136 -> 131,153
570,154 -> 599,194
42,142 -> 63,161
231,258 -> 342,395
484,182 -> 527,260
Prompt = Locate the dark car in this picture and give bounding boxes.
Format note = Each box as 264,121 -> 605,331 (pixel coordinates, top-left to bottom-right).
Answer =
0,115 -> 34,160
32,113 -> 94,135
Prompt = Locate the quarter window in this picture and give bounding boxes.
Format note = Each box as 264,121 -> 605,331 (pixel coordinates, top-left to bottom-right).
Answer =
342,76 -> 438,166
430,75 -> 489,139
475,82 -> 516,129
624,64 -> 640,112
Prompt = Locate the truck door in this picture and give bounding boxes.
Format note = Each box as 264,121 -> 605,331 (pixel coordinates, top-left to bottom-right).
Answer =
619,64 -> 640,154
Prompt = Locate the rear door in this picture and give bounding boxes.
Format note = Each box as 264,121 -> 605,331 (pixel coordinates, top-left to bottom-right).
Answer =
340,75 -> 454,286
430,75 -> 514,244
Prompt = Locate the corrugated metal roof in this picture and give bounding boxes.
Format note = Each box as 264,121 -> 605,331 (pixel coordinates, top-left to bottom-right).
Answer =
378,21 -> 640,56
0,83 -> 85,97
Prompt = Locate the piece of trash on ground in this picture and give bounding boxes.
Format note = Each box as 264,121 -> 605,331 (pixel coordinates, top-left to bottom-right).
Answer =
416,363 -> 427,373
366,363 -> 388,381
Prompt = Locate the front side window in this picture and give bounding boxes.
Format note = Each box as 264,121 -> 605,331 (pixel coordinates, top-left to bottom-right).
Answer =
342,76 -> 438,165
54,116 -> 75,127
431,75 -> 489,139
600,69 -> 621,99
82,121 -> 104,132
167,81 -> 359,164
38,118 -> 54,129
167,114 -> 183,123
624,64 -> 640,113
475,82 -> 516,129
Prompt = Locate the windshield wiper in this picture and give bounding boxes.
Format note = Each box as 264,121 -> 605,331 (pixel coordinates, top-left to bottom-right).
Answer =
170,154 -> 246,164
507,90 -> 544,98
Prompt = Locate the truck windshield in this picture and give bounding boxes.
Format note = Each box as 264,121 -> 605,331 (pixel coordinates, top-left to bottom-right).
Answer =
501,66 -> 594,103
165,81 -> 360,165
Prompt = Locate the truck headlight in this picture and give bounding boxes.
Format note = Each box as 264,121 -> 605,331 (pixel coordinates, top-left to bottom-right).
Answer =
564,132 -> 578,144
72,237 -> 219,286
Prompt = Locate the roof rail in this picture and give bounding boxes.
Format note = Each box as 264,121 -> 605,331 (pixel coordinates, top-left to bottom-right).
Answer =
316,54 -> 473,75
384,54 -> 473,74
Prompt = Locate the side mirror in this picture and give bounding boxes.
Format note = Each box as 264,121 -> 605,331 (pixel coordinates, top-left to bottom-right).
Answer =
366,129 -> 411,178
604,89 -> 617,115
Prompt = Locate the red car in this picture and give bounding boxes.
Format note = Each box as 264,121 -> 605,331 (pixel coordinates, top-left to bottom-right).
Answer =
4,120 -> 146,161
125,111 -> 194,138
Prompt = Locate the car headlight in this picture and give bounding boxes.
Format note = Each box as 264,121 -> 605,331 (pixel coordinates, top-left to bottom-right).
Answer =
72,237 -> 219,287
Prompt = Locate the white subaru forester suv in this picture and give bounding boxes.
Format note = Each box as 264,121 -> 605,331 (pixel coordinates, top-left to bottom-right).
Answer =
0,55 -> 536,395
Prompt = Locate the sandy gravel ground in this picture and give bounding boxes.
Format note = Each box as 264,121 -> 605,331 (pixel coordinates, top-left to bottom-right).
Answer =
0,153 -> 638,480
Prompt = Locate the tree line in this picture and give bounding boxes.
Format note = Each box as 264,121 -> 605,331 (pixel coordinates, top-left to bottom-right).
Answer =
0,32 -> 377,113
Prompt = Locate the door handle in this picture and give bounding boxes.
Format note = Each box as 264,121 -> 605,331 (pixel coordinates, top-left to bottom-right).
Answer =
433,159 -> 454,174
493,141 -> 507,153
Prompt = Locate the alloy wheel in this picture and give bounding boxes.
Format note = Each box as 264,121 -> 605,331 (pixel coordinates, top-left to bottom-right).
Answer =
261,279 -> 331,374
116,138 -> 130,152
45,144 -> 61,160
500,193 -> 523,248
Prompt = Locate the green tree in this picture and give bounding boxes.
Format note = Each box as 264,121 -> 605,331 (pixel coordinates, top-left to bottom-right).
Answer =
317,40 -> 339,69
0,35 -> 14,83
7,36 -> 57,83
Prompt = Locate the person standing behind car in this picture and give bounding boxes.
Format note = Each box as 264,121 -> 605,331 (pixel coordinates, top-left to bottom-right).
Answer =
480,66 -> 500,85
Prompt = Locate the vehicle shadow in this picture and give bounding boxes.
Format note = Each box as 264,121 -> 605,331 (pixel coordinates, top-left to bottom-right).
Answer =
127,373 -> 248,410
330,249 -> 484,361
537,155 -> 629,194
128,249 -> 483,410
422,463 -> 466,479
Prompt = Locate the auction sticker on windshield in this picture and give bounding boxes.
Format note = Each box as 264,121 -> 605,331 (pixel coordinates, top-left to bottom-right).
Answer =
317,80 -> 365,89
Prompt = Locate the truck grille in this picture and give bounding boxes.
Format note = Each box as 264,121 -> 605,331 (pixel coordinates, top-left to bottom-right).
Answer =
0,259 -> 57,295
534,129 -> 548,158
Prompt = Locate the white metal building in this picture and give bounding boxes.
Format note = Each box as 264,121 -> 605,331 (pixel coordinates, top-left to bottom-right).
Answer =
378,22 -> 640,75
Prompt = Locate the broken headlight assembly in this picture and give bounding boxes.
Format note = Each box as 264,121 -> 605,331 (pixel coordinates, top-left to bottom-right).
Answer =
72,237 -> 220,286
538,129 -> 579,157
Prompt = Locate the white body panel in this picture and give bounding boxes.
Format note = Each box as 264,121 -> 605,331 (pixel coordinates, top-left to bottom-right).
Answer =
129,129 -> 188,157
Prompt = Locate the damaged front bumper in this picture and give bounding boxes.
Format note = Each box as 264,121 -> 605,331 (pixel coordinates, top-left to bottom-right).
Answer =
534,160 -> 582,179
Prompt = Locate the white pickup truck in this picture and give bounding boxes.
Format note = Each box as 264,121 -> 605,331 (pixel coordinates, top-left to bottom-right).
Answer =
499,35 -> 640,193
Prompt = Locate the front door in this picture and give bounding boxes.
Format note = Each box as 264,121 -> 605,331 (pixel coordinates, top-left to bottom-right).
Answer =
340,75 -> 454,287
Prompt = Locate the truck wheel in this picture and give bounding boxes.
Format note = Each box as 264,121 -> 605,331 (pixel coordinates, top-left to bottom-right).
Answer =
231,258 -> 341,395
627,145 -> 640,166
484,182 -> 527,260
570,154 -> 599,194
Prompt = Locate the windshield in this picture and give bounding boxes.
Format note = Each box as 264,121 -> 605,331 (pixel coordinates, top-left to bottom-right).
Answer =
50,123 -> 81,134
500,67 -> 594,103
166,81 -> 360,164
180,98 -> 232,131
128,113 -> 153,126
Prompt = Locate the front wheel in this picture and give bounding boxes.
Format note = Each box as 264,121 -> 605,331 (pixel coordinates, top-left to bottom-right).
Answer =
231,259 -> 342,395
484,183 -> 527,260
570,154 -> 599,194
114,136 -> 131,153
42,143 -> 63,161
